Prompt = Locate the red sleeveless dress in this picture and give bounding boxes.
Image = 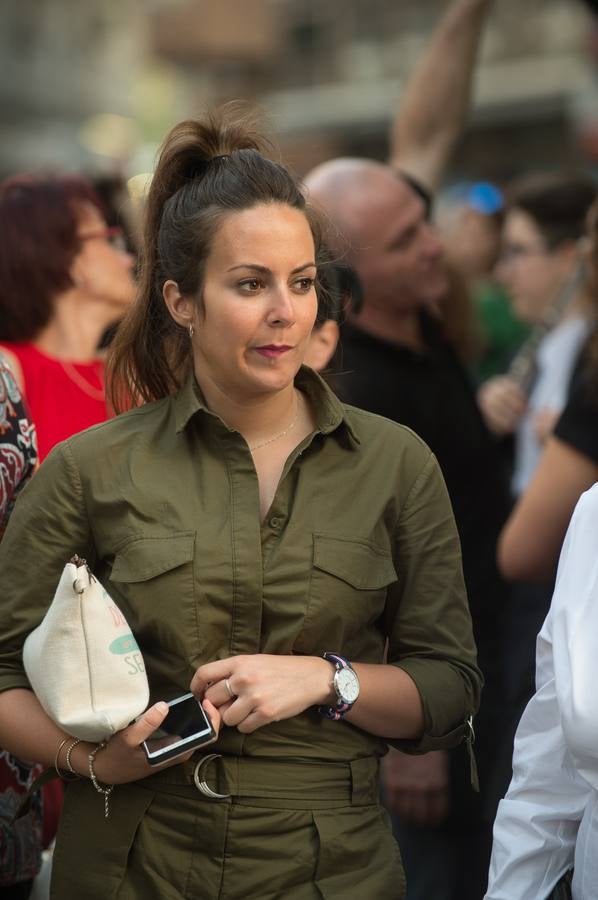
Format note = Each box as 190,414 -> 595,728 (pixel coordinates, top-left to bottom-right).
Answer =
0,342 -> 108,462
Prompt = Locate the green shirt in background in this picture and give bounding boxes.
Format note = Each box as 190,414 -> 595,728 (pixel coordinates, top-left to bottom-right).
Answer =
473,280 -> 530,384
0,366 -> 481,762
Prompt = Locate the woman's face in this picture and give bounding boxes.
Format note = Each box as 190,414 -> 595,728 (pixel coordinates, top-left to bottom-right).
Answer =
496,208 -> 567,324
190,202 -> 318,400
72,203 -> 136,311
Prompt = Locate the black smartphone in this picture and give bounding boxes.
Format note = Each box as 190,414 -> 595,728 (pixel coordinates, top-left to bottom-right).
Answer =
142,692 -> 217,766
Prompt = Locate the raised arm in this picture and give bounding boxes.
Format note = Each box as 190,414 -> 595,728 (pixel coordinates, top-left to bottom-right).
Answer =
390,0 -> 493,193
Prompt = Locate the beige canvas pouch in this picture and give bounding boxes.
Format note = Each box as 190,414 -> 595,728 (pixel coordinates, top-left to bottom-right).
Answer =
23,555 -> 149,741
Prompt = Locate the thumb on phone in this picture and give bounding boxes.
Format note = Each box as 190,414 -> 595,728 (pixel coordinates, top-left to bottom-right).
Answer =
126,701 -> 170,747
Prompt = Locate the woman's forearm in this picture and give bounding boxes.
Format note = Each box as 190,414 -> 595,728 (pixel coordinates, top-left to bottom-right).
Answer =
0,687 -> 205,785
196,654 -> 425,739
0,688 -> 93,771
345,663 -> 424,739
498,437 -> 598,582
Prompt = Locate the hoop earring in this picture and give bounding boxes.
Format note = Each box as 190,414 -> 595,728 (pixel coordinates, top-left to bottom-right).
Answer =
188,323 -> 194,338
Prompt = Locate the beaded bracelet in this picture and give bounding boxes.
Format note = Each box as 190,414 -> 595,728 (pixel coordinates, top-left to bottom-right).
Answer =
88,740 -> 114,819
65,738 -> 83,776
54,736 -> 80,781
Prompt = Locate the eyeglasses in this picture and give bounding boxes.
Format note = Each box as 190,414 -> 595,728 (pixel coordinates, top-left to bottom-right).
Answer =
78,226 -> 128,253
498,242 -> 547,264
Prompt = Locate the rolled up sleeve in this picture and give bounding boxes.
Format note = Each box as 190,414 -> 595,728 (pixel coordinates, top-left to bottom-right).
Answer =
386,452 -> 482,753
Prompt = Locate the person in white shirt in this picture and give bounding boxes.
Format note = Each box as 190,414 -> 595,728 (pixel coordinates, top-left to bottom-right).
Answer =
486,483 -> 598,899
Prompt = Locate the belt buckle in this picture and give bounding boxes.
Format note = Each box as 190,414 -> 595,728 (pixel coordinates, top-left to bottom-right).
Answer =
193,753 -> 231,800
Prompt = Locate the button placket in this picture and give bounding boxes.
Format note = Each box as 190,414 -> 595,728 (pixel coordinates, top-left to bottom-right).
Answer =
221,432 -> 264,656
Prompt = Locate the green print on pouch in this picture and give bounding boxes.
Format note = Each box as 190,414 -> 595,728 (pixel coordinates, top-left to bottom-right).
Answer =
109,634 -> 139,655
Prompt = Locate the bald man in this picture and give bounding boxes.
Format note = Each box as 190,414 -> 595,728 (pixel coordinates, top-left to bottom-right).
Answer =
304,159 -> 510,900
306,159 -> 447,341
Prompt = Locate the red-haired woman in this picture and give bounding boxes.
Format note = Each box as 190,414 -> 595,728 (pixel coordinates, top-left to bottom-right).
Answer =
0,174 -> 136,461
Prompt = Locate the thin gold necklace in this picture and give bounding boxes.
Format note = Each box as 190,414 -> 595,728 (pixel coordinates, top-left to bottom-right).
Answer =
249,399 -> 299,452
60,360 -> 105,403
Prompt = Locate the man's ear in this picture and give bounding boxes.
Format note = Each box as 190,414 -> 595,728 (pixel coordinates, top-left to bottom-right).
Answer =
162,280 -> 195,329
303,319 -> 340,372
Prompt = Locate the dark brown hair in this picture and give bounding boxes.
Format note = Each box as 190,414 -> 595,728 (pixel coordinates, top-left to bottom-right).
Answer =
0,174 -> 102,341
507,172 -> 597,249
108,110 -> 329,412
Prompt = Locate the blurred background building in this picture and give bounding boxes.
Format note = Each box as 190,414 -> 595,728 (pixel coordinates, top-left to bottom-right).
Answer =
1,0 -> 597,185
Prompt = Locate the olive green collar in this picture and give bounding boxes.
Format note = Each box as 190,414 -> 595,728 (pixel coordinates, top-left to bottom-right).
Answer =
173,365 -> 360,446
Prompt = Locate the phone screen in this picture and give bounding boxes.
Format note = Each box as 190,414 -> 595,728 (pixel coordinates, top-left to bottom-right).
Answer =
143,692 -> 215,764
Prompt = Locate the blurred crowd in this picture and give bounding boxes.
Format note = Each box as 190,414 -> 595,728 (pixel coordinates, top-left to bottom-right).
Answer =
1,1 -> 598,899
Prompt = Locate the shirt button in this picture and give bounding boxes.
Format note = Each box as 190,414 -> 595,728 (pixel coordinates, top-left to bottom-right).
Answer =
269,516 -> 281,529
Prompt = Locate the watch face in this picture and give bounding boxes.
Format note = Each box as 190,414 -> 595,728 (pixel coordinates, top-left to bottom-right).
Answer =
336,667 -> 360,704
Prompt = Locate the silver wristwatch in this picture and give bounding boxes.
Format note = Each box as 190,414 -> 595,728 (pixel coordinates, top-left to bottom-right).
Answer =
319,652 -> 360,720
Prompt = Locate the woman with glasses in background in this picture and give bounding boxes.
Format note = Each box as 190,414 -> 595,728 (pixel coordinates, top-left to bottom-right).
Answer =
477,173 -> 597,493
0,174 -> 136,461
496,196 -> 598,585
485,198 -> 598,900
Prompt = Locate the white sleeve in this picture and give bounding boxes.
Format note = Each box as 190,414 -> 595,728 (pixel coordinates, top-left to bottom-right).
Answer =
485,485 -> 598,900
553,487 -> 598,792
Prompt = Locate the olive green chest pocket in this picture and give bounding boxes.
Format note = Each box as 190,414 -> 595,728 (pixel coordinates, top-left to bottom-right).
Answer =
298,534 -> 397,654
108,532 -> 198,664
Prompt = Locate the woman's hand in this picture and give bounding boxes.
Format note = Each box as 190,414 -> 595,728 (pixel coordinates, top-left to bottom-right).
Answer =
190,654 -> 334,734
70,699 -> 222,785
477,376 -> 527,436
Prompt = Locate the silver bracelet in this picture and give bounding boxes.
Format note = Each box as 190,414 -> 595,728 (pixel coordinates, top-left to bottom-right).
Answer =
88,740 -> 114,819
54,736 -> 79,782
54,737 -> 70,778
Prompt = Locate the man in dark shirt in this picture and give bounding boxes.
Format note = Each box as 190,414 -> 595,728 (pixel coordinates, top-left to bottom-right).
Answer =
339,311 -> 509,621
305,158 -> 509,900
306,159 -> 509,585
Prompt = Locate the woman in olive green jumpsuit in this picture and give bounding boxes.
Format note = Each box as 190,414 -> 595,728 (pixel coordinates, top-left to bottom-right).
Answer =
0,113 -> 481,899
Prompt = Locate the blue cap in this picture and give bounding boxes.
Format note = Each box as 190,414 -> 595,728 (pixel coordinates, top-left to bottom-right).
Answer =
466,182 -> 504,216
